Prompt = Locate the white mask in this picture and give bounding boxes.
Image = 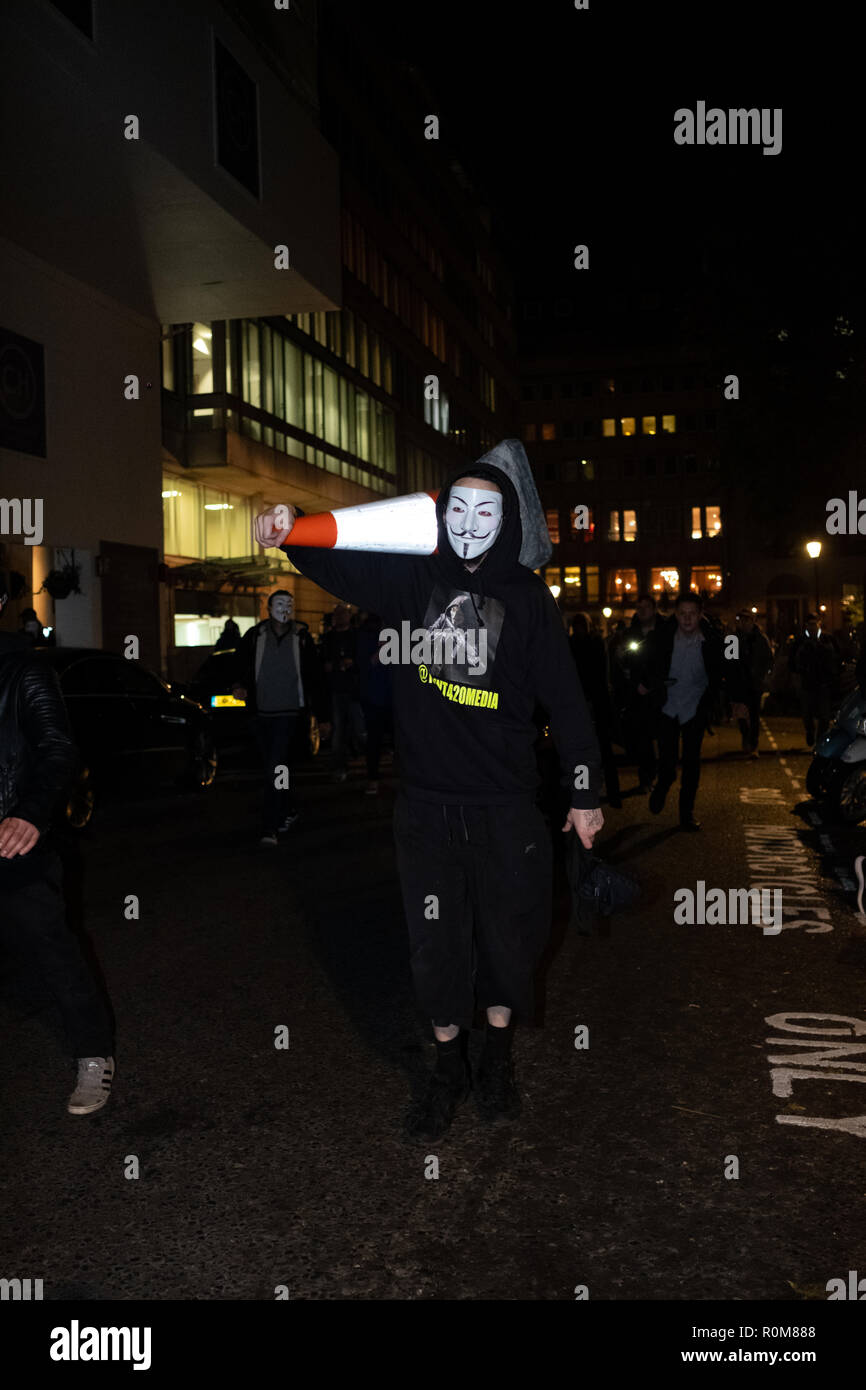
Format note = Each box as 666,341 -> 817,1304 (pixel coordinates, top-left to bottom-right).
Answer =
269,596 -> 293,623
445,486 -> 503,561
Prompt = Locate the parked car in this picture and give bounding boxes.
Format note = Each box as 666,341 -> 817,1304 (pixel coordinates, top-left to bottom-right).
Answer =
184,646 -> 322,758
35,647 -> 217,830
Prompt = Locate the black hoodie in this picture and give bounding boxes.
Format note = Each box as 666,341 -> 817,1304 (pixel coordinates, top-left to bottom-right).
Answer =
282,458 -> 602,809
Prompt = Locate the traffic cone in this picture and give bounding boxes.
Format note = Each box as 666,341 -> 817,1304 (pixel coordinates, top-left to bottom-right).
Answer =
279,491 -> 440,555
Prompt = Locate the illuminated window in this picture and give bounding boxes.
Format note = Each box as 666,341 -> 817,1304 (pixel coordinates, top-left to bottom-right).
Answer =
192,322 -> 213,415
602,418 -> 616,437
585,566 -> 599,602
581,457 -> 595,481
706,505 -> 722,536
661,414 -> 676,433
543,565 -> 561,589
546,508 -> 560,544
607,510 -> 621,541
563,567 -> 582,591
620,417 -> 636,437
523,423 -> 537,442
623,509 -> 637,542
608,568 -> 638,600
691,506 -> 703,539
691,567 -> 723,594
541,422 -> 556,441
641,415 -> 656,435
651,567 -> 680,597
161,328 -> 175,392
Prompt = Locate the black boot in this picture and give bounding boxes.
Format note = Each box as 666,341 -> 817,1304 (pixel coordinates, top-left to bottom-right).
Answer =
404,1031 -> 470,1142
475,1020 -> 521,1122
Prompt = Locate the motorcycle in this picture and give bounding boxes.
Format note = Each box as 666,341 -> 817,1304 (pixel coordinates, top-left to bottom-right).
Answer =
806,687 -> 866,823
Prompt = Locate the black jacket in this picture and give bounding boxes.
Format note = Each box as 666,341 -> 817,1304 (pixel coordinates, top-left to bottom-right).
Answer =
0,634 -> 77,836
283,461 -> 603,809
637,616 -> 746,719
234,618 -> 327,719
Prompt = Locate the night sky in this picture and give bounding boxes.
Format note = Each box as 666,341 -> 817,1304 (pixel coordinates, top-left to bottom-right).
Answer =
364,0 -> 861,332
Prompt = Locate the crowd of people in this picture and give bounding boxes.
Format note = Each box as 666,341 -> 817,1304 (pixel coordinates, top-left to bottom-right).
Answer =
568,598 -> 866,826
2,432 -> 863,1136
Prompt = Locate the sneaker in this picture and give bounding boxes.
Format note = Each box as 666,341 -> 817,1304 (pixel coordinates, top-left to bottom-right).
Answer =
403,1066 -> 470,1142
364,781 -> 379,796
648,784 -> 667,815
679,816 -> 702,832
259,833 -> 278,847
474,1054 -> 521,1122
68,1056 -> 115,1115
277,811 -> 299,832
855,856 -> 865,917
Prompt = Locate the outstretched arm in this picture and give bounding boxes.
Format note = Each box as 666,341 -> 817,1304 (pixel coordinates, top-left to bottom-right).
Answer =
255,504 -> 394,617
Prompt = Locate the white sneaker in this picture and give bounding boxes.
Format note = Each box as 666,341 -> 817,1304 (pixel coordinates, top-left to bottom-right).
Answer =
855,856 -> 865,918
259,833 -> 278,847
68,1056 -> 115,1115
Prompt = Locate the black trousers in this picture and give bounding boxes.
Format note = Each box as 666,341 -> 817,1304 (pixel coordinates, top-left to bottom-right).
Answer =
255,713 -> 299,832
656,711 -> 706,819
0,851 -> 113,1058
737,692 -> 762,751
393,794 -> 553,1029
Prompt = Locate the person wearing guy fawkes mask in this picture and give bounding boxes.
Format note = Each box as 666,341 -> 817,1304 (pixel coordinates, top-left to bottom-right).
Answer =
232,590 -> 327,847
254,441 -> 604,1141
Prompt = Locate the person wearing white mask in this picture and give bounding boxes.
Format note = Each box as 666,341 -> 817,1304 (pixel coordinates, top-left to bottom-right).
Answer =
232,590 -> 327,846
252,440 -> 604,1140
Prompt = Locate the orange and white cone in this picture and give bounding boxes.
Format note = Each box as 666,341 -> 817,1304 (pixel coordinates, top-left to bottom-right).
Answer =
271,491 -> 440,555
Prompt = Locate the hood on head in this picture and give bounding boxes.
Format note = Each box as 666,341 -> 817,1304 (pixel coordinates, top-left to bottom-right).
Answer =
434,438 -> 551,581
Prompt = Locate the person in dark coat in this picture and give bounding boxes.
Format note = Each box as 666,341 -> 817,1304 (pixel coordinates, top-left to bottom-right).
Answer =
569,613 -> 621,807
733,611 -> 772,757
640,593 -> 747,830
356,612 -> 393,795
0,592 -> 115,1115
617,594 -> 670,791
253,439 -> 604,1142
231,590 -> 327,844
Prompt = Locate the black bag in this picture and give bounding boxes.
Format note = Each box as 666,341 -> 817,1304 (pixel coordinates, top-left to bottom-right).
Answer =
566,835 -> 641,932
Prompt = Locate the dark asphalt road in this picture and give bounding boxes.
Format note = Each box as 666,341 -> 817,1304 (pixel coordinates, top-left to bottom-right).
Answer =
2,716 -> 866,1301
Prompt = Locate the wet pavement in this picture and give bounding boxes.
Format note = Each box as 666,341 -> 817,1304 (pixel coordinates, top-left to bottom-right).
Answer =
2,716 -> 866,1301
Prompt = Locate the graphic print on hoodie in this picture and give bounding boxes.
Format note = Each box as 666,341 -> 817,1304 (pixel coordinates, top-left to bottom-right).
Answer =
422,585 -> 503,685
281,439 -> 603,809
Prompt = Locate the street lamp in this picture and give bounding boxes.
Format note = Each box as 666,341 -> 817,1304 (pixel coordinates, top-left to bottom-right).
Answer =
806,540 -> 821,616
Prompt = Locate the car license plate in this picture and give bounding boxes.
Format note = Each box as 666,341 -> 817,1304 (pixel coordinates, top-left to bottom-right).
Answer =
211,694 -> 246,708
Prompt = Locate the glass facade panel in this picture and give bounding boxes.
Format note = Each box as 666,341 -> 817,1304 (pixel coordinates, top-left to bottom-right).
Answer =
620,417 -> 636,437
284,339 -> 303,428
243,321 -> 260,407
323,365 -> 340,446
705,504 -> 722,536
661,414 -> 676,433
602,418 -> 615,437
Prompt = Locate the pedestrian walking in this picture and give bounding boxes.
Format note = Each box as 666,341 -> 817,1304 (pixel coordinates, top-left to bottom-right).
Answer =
0,591 -> 115,1115
357,613 -> 393,796
253,439 -> 604,1141
734,610 -> 772,757
321,603 -> 366,782
569,613 -> 621,807
231,590 -> 327,846
642,593 -> 746,831
793,616 -> 841,748
618,594 -> 669,791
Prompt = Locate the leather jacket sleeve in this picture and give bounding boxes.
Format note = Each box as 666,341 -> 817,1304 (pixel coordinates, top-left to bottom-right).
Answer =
13,661 -> 78,830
